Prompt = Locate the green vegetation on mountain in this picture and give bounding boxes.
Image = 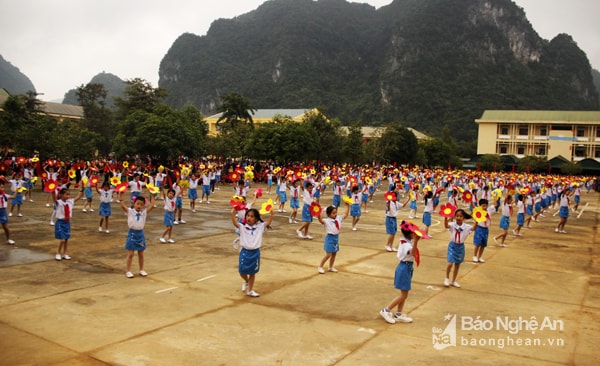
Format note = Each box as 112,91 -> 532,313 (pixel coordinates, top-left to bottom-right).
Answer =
159,0 -> 599,143
63,72 -> 127,108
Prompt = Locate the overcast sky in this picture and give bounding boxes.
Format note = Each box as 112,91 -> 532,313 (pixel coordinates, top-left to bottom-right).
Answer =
1,0 -> 598,102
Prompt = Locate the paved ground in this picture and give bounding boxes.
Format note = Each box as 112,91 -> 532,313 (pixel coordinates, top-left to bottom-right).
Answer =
0,184 -> 598,366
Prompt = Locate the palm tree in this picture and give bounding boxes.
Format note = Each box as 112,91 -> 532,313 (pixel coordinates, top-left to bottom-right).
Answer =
216,92 -> 256,132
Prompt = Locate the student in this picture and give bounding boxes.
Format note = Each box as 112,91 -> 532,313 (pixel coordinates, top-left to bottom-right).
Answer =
349,185 -> 361,231
472,199 -> 491,263
54,187 -> 84,261
187,173 -> 199,212
379,221 -> 421,324
172,179 -> 186,224
160,189 -> 177,243
230,207 -> 275,297
120,195 -> 155,278
555,186 -> 572,234
0,179 -> 18,244
289,179 -> 301,224
296,181 -> 315,239
317,202 -> 350,274
385,189 -> 409,252
443,209 -> 474,288
512,194 -> 525,237
97,180 -> 113,233
200,170 -> 212,204
493,195 -> 513,247
8,172 -> 25,217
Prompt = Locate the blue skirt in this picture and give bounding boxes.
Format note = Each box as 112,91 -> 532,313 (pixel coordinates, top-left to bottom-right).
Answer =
125,229 -> 146,251
499,215 -> 510,230
385,216 -> 397,235
422,212 -> 432,227
202,185 -> 211,196
361,193 -> 368,203
324,234 -> 339,253
409,201 -> 417,210
350,203 -> 361,217
301,204 -> 313,222
99,202 -> 111,217
526,204 -> 533,216
12,192 -> 23,205
175,196 -> 182,209
188,188 -> 198,199
447,241 -> 465,263
54,219 -> 71,240
278,191 -> 287,203
0,208 -> 8,224
84,187 -> 93,199
290,197 -> 300,209
163,211 -> 175,226
239,248 -> 260,275
394,261 -> 414,291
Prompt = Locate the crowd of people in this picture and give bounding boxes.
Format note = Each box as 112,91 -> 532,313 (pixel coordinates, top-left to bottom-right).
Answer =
0,155 -> 597,324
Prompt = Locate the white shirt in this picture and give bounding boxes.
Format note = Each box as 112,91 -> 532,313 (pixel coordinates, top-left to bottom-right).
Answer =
239,221 -> 267,250
323,215 -> 344,235
127,208 -> 147,230
397,238 -> 414,262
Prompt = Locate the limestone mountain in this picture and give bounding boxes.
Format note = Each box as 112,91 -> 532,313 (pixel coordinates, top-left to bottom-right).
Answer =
159,0 -> 599,142
62,72 -> 127,108
0,54 -> 36,95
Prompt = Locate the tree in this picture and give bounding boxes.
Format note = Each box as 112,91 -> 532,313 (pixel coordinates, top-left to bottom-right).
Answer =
342,121 -> 365,164
216,92 -> 256,132
113,78 -> 167,121
301,111 -> 342,163
377,125 -> 418,164
479,154 -> 503,172
244,117 -> 317,162
518,156 -> 548,173
76,83 -> 114,156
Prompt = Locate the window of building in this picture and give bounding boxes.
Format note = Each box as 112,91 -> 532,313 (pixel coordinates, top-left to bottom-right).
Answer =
517,145 -> 526,155
539,126 -> 547,136
498,144 -> 508,154
595,147 -> 600,158
534,145 -> 546,155
574,146 -> 586,157
518,125 -> 528,136
576,127 -> 585,137
499,125 -> 509,135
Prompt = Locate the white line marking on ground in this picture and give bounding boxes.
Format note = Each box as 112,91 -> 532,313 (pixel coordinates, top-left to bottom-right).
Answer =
155,286 -> 179,294
577,203 -> 588,219
197,275 -> 217,282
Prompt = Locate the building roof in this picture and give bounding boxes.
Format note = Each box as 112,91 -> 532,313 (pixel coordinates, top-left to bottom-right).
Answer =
0,90 -> 83,120
206,108 -> 317,121
340,126 -> 429,140
476,110 -> 600,124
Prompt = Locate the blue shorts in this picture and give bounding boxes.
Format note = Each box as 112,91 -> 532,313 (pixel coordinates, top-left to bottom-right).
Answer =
99,202 -> 111,217
559,206 -> 569,219
385,216 -> 397,235
332,195 -> 340,207
239,248 -> 260,275
163,211 -> 175,226
267,178 -> 273,186
324,234 -> 339,253
125,229 -> 146,251
84,187 -> 93,199
517,213 -> 525,226
422,212 -> 431,227
290,197 -> 300,209
473,226 -> 488,247
447,241 -> 465,263
314,189 -> 321,198
409,201 -> 417,210
54,219 -> 71,240
301,204 -> 313,222
526,205 -> 533,216
188,188 -> 198,200
0,208 -> 8,224
350,203 -> 361,217
202,185 -> 211,196
394,261 -> 414,291
574,195 -> 581,203
175,196 -> 182,209
534,202 -> 542,213
361,193 -> 368,203
275,186 -> 280,195
499,216 -> 510,230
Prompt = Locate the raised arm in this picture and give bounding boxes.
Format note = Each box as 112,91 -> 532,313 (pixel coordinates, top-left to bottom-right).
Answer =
230,207 -> 240,229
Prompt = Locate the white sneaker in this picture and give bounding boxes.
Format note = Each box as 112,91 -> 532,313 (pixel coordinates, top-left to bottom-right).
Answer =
17,213 -> 22,217
82,209 -> 87,212
46,203 -> 50,207
173,221 -> 179,225
159,237 -> 167,243
473,256 -> 479,263
242,282 -> 248,292
328,267 -> 338,273
317,267 -> 325,274
379,309 -> 396,324
352,227 -> 357,231
179,220 -> 186,224
8,213 -> 12,217
444,278 -> 450,287
451,281 -> 461,288
29,199 -> 34,203
55,254 -> 62,261
560,230 -> 567,234
305,235 -> 313,240
99,226 -> 103,232
296,230 -> 304,238
139,270 -> 148,277
555,228 -> 559,233
105,230 -> 110,234
385,246 -> 393,252
478,257 -> 485,263
7,239 -> 15,245
89,208 -> 94,212
168,239 -> 175,243
289,218 -> 293,224
49,221 -> 55,226
394,312 -> 413,323
126,272 -> 134,278
192,209 -> 196,213
247,290 -> 260,297
62,255 -> 71,260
